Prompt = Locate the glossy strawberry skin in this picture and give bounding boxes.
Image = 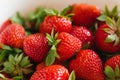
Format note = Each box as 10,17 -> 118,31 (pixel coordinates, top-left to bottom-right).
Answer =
1,23 -> 26,48
23,33 -> 49,62
57,32 -> 82,61
30,65 -> 69,80
72,3 -> 100,27
70,26 -> 94,48
0,19 -> 11,33
105,55 -> 120,69
69,49 -> 104,80
95,24 -> 120,53
39,15 -> 72,34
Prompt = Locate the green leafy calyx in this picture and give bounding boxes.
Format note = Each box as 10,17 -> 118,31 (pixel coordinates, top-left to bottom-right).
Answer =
45,29 -> 61,66
3,53 -> 33,79
104,65 -> 120,80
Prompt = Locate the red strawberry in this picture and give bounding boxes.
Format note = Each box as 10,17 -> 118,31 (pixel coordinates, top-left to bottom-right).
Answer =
57,32 -> 82,61
23,33 -> 49,62
0,19 -> 12,33
0,23 -> 26,48
95,17 -> 120,53
30,65 -> 69,80
39,15 -> 72,34
72,3 -> 101,27
45,31 -> 82,66
70,26 -> 94,48
104,55 -> 120,80
69,49 -> 104,80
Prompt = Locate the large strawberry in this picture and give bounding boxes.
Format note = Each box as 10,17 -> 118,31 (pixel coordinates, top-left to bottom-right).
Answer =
23,33 -> 49,62
39,15 -> 72,34
72,3 -> 101,27
30,65 -> 69,80
104,55 -> 120,80
70,26 -> 94,48
0,23 -> 26,48
95,17 -> 120,53
45,31 -> 82,66
69,49 -> 104,80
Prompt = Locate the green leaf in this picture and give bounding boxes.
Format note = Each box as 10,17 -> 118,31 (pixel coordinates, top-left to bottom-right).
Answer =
61,5 -> 73,15
0,44 -> 12,51
13,76 -> 23,80
54,39 -> 61,46
16,54 -> 23,64
114,35 -> 119,46
115,64 -> 120,77
97,15 -> 107,21
45,52 -> 55,66
44,9 -> 58,16
105,34 -> 116,43
0,50 -> 8,62
10,12 -> 25,26
117,17 -> 120,27
13,48 -> 23,54
104,66 -> 115,79
20,56 -> 31,67
111,5 -> 118,17
0,73 -> 5,79
9,55 -> 16,65
3,62 -> 15,73
106,17 -> 115,30
104,5 -> 110,16
68,71 -> 76,80
46,33 -> 53,45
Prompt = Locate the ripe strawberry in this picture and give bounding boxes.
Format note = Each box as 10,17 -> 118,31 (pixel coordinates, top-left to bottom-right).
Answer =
69,49 -> 104,80
70,26 -> 94,48
104,55 -> 120,80
95,17 -> 120,53
39,15 -> 72,34
57,32 -> 82,61
45,31 -> 82,66
72,3 -> 101,27
0,23 -> 26,48
30,65 -> 69,80
23,33 -> 49,62
0,19 -> 11,33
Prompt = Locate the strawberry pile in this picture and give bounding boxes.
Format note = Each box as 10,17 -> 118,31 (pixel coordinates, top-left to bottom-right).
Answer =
0,3 -> 120,80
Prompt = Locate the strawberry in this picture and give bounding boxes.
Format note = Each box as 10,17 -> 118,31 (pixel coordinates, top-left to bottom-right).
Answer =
0,23 -> 26,48
39,15 -> 72,34
70,26 -> 94,48
57,32 -> 82,61
104,55 -> 120,80
0,19 -> 11,33
45,31 -> 82,66
30,65 -> 69,80
72,3 -> 101,27
23,33 -> 49,62
69,49 -> 104,80
95,17 -> 120,53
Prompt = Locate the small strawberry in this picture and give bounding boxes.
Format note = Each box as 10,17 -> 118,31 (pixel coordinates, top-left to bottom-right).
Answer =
72,3 -> 101,27
0,23 -> 26,49
30,65 -> 69,80
39,15 -> 72,34
69,49 -> 104,80
70,26 -> 94,48
0,19 -> 11,33
45,30 -> 82,66
95,17 -> 120,53
23,33 -> 49,62
104,55 -> 120,80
